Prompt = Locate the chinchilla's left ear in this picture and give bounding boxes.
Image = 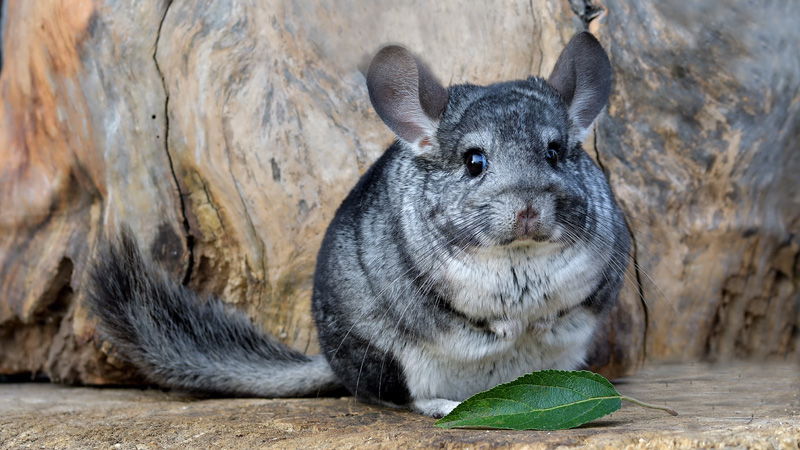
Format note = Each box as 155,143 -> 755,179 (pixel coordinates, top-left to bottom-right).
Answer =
367,45 -> 449,153
547,32 -> 612,139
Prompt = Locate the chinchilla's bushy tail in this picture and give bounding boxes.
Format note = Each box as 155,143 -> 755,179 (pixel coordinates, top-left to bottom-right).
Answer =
86,227 -> 341,397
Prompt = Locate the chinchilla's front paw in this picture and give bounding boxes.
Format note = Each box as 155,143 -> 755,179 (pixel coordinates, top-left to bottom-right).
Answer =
529,317 -> 555,336
489,319 -> 522,341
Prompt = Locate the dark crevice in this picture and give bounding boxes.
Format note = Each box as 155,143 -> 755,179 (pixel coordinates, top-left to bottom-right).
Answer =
569,0 -> 605,29
0,373 -> 51,382
628,225 -> 649,362
37,258 -> 74,319
591,124 -> 649,363
153,0 -> 194,286
592,125 -> 607,174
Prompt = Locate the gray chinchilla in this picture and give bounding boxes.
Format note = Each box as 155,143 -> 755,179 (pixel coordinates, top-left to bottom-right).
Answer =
87,31 -> 630,418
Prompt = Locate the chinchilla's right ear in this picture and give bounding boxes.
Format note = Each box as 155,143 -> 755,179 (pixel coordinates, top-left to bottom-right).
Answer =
367,45 -> 449,153
547,32 -> 612,141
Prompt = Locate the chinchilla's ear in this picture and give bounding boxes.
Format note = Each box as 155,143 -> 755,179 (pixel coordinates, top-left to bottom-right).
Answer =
367,45 -> 449,153
547,32 -> 612,139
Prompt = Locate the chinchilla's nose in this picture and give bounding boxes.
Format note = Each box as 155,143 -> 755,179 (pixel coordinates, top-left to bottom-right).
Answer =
515,206 -> 540,236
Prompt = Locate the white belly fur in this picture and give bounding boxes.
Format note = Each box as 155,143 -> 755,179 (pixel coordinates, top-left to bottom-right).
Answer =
400,242 -> 605,401
400,308 -> 598,401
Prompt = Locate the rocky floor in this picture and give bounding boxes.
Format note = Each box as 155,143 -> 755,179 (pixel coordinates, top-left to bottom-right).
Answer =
1,362 -> 798,449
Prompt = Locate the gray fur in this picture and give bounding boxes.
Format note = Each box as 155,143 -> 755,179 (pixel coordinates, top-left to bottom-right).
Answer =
87,32 -> 629,418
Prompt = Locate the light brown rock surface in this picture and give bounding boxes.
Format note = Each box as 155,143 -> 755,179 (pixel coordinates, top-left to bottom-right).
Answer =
1,363 -> 798,449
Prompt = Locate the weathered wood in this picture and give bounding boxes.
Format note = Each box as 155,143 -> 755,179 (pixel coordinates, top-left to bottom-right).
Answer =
0,0 -> 797,386
595,0 -> 800,360
0,0 -> 187,383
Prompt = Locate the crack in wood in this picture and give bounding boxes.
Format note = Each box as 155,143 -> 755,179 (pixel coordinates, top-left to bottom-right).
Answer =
153,0 -> 194,286
569,0 -> 605,29
590,103 -> 649,363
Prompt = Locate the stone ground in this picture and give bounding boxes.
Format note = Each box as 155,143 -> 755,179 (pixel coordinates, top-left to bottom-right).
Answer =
0,362 -> 798,450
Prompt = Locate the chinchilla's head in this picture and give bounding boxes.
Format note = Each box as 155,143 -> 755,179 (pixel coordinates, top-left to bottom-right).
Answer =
367,32 -> 613,248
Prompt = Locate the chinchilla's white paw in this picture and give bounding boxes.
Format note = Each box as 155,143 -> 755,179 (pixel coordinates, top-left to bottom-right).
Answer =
490,319 -> 522,341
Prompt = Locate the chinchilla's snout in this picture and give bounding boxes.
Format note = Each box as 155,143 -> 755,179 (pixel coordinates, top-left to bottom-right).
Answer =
514,205 -> 547,241
512,201 -> 562,242
487,190 -> 560,245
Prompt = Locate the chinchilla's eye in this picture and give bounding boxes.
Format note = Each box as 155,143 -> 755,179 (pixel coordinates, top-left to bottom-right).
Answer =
464,148 -> 487,177
546,141 -> 560,166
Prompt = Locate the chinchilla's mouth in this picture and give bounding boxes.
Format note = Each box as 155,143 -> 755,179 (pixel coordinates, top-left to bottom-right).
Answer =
495,229 -> 556,247
441,221 -> 556,250
512,221 -> 553,242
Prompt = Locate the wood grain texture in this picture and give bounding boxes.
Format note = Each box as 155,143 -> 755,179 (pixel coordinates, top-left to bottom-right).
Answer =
0,0 -> 796,386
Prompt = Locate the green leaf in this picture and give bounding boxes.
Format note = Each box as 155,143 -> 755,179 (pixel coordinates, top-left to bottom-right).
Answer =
435,370 -> 622,430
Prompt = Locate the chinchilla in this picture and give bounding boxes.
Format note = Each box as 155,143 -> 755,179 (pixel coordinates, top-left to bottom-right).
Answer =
87,31 -> 630,418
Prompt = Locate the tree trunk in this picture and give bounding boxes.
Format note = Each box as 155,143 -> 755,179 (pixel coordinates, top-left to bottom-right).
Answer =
0,0 -> 797,385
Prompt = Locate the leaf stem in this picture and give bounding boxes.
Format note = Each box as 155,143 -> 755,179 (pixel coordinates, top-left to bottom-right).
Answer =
620,396 -> 678,416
